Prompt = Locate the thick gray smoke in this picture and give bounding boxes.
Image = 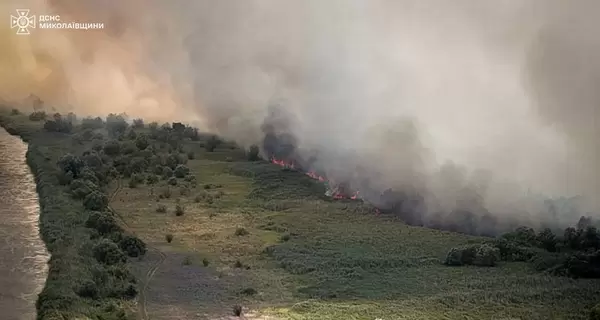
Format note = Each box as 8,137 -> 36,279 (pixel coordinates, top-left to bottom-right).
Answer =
1,0 -> 598,229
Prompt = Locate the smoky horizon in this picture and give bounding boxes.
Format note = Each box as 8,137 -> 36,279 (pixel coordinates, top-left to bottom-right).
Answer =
1,0 -> 599,231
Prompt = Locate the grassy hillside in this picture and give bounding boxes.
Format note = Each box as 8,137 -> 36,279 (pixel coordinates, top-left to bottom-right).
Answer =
1,108 -> 599,320
108,128 -> 599,319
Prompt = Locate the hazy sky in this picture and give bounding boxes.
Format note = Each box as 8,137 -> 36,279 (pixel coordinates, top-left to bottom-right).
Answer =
1,0 -> 598,224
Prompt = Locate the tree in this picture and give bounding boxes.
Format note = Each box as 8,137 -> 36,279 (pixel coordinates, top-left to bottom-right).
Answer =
106,113 -> 128,138
70,179 -> 99,199
126,128 -> 137,140
28,111 -> 47,121
537,228 -> 557,252
172,122 -> 185,133
93,239 -> 127,265
582,226 -> 600,250
564,227 -> 582,250
247,145 -> 260,161
43,113 -> 73,133
174,164 -> 190,178
135,135 -> 149,150
103,140 -> 121,156
57,154 -> 85,178
132,118 -> 144,129
81,117 -> 104,130
119,235 -> 147,257
85,211 -> 122,235
83,191 -> 108,211
205,135 -> 221,152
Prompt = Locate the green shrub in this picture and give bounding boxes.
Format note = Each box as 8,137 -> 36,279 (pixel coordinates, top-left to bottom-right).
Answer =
184,174 -> 196,182
79,166 -> 100,185
121,141 -> 137,155
202,258 -> 210,267
156,204 -> 167,213
280,233 -> 291,242
205,135 -> 221,152
146,174 -> 159,185
445,244 -> 499,267
247,145 -> 260,161
128,179 -> 138,188
70,179 -> 99,199
44,117 -> 73,133
491,238 -> 539,262
119,235 -> 147,257
537,228 -> 558,252
81,116 -> 105,129
165,234 -> 174,243
501,226 -> 538,246
10,108 -> 20,115
83,191 -> 108,211
56,171 -> 74,186
167,177 -> 178,186
565,251 -> 600,278
132,118 -> 144,128
93,239 -> 127,265
106,113 -> 129,138
175,204 -> 185,216
233,305 -> 243,317
182,256 -> 193,265
103,140 -> 121,156
473,244 -> 501,267
57,153 -> 85,178
85,211 -> 122,235
240,287 -> 257,296
166,154 -> 182,169
582,226 -> 600,250
234,260 -> 244,268
76,280 -> 99,299
28,111 -> 47,121
174,164 -> 190,178
234,227 -> 249,236
187,151 -> 195,160
163,166 -> 173,178
135,135 -> 149,150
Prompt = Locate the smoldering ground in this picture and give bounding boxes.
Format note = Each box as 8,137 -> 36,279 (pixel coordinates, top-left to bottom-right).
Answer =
1,0 -> 598,232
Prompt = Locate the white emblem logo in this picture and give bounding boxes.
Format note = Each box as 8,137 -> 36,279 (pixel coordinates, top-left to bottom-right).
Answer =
10,9 -> 36,35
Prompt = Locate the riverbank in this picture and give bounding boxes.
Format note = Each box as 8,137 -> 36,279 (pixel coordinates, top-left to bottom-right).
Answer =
0,127 -> 49,319
0,113 -> 138,319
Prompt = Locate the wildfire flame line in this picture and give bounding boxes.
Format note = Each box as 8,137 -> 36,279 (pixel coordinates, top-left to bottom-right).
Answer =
270,158 -> 359,200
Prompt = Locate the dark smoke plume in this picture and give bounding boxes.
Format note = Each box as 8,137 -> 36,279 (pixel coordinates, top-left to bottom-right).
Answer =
1,0 -> 599,234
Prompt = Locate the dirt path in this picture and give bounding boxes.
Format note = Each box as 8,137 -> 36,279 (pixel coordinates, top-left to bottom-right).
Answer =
108,179 -> 166,320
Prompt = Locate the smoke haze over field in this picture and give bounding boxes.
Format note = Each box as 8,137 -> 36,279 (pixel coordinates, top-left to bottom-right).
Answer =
1,0 -> 599,227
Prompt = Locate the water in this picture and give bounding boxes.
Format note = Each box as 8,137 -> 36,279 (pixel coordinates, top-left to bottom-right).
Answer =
0,129 -> 50,320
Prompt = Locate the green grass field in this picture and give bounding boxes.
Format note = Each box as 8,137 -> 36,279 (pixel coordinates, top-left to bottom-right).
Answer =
1,109 -> 599,320
110,136 -> 600,320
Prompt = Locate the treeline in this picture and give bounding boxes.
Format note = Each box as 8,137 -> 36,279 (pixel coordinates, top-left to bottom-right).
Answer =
0,108 -> 259,319
445,216 -> 600,278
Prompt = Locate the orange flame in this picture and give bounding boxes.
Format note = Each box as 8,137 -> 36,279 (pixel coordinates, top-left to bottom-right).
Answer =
271,158 -> 360,200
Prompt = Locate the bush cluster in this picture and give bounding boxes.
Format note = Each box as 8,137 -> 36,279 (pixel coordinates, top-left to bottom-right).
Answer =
445,244 -> 500,267
446,218 -> 600,279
